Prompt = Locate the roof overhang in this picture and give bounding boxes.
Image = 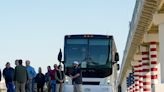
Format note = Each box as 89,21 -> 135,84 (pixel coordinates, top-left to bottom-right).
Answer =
118,0 -> 164,84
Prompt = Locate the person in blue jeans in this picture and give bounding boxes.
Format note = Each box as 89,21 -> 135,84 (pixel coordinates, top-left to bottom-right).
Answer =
25,60 -> 36,92
3,62 -> 15,92
50,64 -> 58,92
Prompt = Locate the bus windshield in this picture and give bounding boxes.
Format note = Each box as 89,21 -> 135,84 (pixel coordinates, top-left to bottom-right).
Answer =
65,38 -> 112,68
65,39 -> 88,67
87,39 -> 111,68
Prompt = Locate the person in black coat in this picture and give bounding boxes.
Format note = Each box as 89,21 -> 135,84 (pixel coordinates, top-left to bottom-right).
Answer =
35,67 -> 45,92
3,62 -> 15,92
55,65 -> 65,92
0,69 -> 1,81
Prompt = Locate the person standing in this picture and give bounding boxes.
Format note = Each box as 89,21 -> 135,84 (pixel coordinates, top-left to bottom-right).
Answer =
35,67 -> 45,92
55,65 -> 65,92
25,60 -> 36,92
45,66 -> 51,92
14,59 -> 28,92
50,64 -> 58,92
3,62 -> 15,92
0,69 -> 2,81
15,59 -> 19,67
70,61 -> 82,92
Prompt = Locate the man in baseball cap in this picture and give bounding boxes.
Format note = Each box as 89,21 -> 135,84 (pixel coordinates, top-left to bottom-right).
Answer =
70,61 -> 82,92
73,61 -> 79,65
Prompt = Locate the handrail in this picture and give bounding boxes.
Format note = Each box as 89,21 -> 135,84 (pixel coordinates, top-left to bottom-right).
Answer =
118,0 -> 145,83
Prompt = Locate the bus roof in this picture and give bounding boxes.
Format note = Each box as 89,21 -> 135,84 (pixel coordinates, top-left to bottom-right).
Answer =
65,34 -> 114,39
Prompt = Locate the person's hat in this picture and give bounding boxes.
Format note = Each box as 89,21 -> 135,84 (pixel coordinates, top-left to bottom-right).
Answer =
73,61 -> 79,65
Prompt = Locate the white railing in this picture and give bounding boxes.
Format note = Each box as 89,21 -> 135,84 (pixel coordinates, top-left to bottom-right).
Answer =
118,0 -> 145,83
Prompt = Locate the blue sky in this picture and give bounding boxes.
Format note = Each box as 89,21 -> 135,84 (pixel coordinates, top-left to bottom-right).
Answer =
0,0 -> 135,73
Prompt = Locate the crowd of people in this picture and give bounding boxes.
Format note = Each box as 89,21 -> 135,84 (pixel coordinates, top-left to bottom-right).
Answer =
0,60 -> 82,92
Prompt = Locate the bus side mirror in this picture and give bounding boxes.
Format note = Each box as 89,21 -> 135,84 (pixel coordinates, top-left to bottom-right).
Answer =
115,52 -> 119,62
117,64 -> 120,71
58,48 -> 62,63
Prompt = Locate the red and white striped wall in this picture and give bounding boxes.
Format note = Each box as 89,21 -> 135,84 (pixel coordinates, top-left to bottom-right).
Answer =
129,85 -> 132,92
133,63 -> 140,92
142,51 -> 151,92
132,83 -> 135,92
139,60 -> 143,92
129,82 -> 135,92
149,41 -> 158,85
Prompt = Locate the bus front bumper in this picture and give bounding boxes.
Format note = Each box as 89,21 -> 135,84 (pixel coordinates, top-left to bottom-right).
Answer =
64,84 -> 112,92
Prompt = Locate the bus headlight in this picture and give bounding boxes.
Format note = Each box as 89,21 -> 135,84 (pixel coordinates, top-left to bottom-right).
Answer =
65,76 -> 69,82
65,76 -> 72,84
107,79 -> 110,85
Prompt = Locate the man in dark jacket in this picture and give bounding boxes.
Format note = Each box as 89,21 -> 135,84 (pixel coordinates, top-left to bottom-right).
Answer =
45,66 -> 51,92
14,59 -> 28,92
70,61 -> 82,92
3,62 -> 15,92
35,67 -> 45,92
0,69 -> 1,81
55,65 -> 65,92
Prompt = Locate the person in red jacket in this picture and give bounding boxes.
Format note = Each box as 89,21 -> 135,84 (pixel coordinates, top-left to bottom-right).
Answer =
50,64 -> 58,92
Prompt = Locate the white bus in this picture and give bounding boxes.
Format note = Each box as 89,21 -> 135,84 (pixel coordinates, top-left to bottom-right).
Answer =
58,34 -> 119,92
